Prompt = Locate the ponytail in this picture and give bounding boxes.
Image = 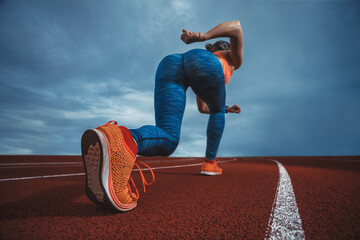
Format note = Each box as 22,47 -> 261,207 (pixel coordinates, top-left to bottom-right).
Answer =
205,40 -> 230,53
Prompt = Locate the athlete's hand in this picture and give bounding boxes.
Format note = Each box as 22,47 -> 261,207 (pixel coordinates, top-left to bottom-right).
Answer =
181,29 -> 204,44
226,105 -> 241,114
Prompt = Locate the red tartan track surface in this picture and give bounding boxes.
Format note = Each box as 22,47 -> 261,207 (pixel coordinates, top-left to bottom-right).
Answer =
0,155 -> 359,239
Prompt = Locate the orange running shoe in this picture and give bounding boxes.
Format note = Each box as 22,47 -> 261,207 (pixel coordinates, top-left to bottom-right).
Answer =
81,121 -> 154,211
201,158 -> 223,176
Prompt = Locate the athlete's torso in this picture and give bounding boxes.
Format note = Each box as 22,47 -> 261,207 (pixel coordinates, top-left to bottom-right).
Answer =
213,50 -> 234,85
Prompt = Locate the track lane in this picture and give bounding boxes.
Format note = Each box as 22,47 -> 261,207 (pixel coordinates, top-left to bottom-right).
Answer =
1,156 -> 359,239
0,158 -> 234,180
0,157 -> 279,239
275,157 -> 360,240
0,159 -> 237,182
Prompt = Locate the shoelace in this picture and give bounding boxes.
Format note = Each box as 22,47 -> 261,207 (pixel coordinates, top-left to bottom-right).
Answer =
215,158 -> 222,170
128,160 -> 155,200
99,120 -> 155,200
206,158 -> 220,164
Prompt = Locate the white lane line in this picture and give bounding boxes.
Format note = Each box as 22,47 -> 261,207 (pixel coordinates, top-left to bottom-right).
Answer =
0,159 -> 237,182
133,159 -> 237,171
0,162 -> 82,167
265,160 -> 305,240
0,173 -> 85,182
0,158 -> 230,167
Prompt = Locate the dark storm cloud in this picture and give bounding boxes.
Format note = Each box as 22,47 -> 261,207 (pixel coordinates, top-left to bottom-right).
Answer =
0,0 -> 359,156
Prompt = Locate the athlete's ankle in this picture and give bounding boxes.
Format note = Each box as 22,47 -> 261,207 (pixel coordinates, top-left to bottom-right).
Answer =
205,158 -> 215,163
119,126 -> 138,156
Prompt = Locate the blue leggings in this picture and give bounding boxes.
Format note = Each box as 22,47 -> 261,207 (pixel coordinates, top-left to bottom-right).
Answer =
130,49 -> 225,160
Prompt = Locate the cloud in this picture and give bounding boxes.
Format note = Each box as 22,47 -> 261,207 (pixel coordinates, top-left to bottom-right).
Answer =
0,0 -> 359,156
173,130 -> 206,157
134,0 -> 195,42
0,147 -> 33,155
60,83 -> 155,125
171,0 -> 193,19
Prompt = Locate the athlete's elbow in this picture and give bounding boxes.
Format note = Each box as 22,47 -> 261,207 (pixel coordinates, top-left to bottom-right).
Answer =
233,20 -> 241,26
198,109 -> 206,114
235,59 -> 242,70
234,50 -> 243,69
232,20 -> 242,31
198,107 -> 209,114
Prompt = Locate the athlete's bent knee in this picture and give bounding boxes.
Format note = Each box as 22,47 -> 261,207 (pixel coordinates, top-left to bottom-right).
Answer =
156,141 -> 178,156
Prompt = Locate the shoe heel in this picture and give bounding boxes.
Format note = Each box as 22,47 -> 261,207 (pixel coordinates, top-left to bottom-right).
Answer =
81,130 -> 105,204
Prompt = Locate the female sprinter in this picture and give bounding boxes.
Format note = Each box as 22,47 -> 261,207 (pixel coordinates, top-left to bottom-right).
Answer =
81,20 -> 244,211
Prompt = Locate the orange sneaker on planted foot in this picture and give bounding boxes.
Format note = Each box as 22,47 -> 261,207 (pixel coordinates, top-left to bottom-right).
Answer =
81,121 -> 154,212
201,158 -> 223,176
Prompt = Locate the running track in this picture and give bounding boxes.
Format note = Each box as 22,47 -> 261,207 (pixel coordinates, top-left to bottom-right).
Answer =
0,155 -> 359,239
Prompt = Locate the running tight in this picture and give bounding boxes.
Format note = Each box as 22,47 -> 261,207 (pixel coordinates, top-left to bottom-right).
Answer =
130,49 -> 225,160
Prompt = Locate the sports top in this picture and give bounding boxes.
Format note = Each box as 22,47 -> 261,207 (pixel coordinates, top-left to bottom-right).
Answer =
213,51 -> 232,85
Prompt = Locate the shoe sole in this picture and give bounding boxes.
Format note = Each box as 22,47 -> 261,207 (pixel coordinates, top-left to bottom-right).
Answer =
81,130 -> 105,205
81,129 -> 137,212
200,171 -> 222,176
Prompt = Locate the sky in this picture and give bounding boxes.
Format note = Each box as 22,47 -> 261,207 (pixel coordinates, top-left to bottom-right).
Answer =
0,0 -> 359,157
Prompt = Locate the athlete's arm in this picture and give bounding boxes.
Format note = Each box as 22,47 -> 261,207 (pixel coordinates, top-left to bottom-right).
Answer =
196,96 -> 210,114
226,104 -> 241,113
181,20 -> 243,69
197,96 -> 241,114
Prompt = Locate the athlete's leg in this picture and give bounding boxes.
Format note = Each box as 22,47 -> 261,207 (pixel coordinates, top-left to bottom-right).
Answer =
130,54 -> 188,156
184,49 -> 226,160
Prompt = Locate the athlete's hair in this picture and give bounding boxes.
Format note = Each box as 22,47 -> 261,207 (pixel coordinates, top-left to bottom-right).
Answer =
205,40 -> 230,52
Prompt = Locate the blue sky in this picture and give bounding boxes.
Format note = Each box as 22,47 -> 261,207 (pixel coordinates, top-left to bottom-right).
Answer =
0,0 -> 359,156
